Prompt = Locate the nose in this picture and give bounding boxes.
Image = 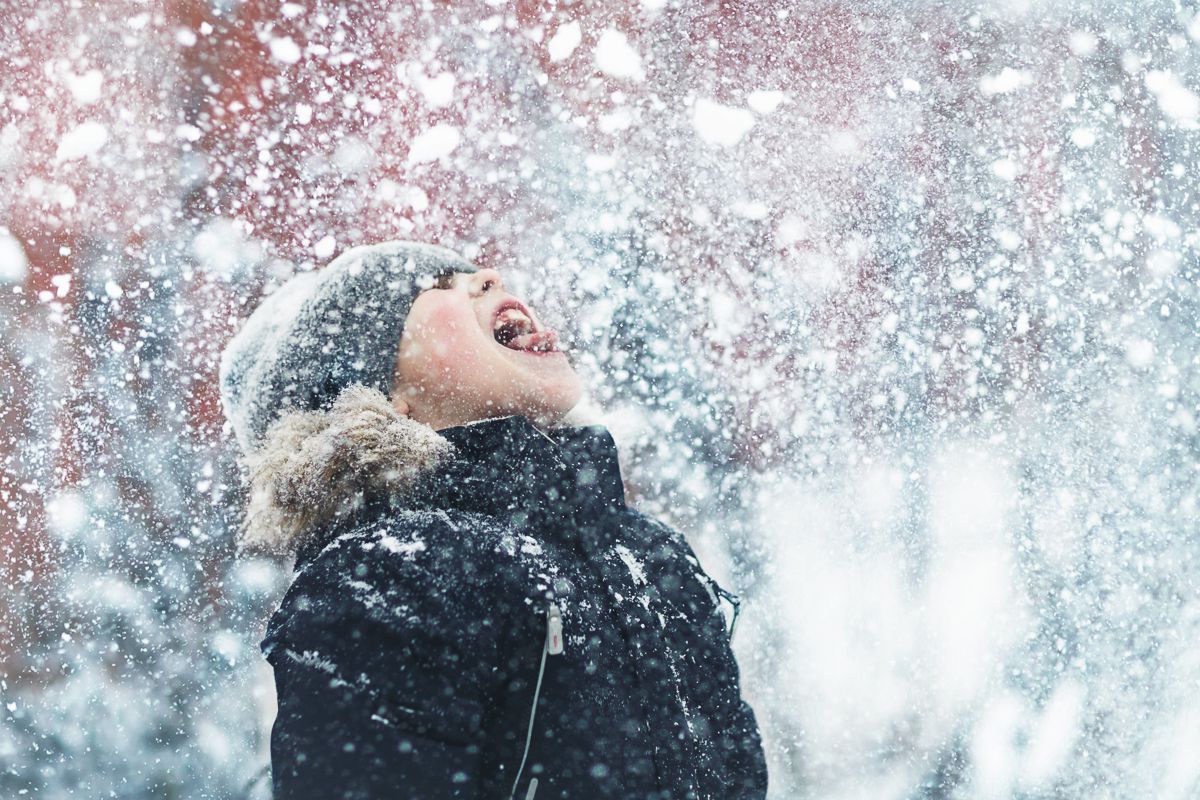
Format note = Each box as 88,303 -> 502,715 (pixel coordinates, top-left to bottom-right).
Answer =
468,267 -> 504,296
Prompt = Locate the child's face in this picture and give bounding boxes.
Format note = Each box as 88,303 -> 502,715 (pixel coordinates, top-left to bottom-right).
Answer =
392,268 -> 584,430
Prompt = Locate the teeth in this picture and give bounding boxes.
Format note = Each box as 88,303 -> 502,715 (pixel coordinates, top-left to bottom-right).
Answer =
493,306 -> 537,347
493,308 -> 533,332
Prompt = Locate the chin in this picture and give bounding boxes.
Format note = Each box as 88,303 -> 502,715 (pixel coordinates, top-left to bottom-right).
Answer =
519,375 -> 584,426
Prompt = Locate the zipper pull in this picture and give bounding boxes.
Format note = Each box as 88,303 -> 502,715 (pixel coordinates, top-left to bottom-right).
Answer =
546,602 -> 563,655
524,777 -> 539,799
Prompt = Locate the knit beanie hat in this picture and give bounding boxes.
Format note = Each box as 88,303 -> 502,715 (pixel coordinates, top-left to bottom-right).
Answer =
219,240 -> 478,455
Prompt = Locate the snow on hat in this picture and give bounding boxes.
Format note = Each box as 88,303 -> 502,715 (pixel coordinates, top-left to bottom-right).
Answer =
219,240 -> 477,455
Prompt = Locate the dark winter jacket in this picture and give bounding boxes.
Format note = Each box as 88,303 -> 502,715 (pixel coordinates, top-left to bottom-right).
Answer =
252,387 -> 767,800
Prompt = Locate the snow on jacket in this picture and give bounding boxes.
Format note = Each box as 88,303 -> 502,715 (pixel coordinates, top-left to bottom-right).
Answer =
250,386 -> 768,799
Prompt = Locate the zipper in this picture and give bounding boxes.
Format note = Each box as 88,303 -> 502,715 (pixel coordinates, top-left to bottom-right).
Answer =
510,601 -> 562,800
546,601 -> 563,654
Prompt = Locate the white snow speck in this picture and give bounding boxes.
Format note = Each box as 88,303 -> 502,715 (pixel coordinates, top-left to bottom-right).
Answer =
0,228 -> 29,283
991,158 -> 1018,181
416,73 -> 455,108
775,215 -> 808,248
50,272 -> 71,297
192,218 -> 261,277
1124,338 -> 1155,369
407,123 -> 460,164
378,533 -> 426,558
993,227 -> 1021,251
901,77 -> 921,93
313,235 -> 337,259
333,136 -> 373,173
585,153 -> 615,172
1146,250 -> 1180,279
980,67 -> 1032,96
1070,128 -> 1096,148
283,648 -> 338,675
406,185 -> 429,211
1143,213 -> 1181,241
747,90 -> 785,114
614,544 -> 648,586
46,491 -> 87,538
1068,31 -> 1098,56
1015,311 -> 1030,335
547,21 -> 581,62
598,108 -> 632,134
269,36 -> 302,64
295,103 -> 313,124
0,123 -> 19,169
594,29 -> 643,80
1145,71 -> 1200,126
65,70 -> 103,104
692,98 -> 755,146
731,200 -> 770,220
55,121 -> 108,161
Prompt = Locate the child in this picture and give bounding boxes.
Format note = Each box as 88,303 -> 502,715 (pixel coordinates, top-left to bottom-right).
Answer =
220,240 -> 767,800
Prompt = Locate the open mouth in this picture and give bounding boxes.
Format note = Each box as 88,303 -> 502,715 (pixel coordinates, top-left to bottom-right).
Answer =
492,299 -> 561,353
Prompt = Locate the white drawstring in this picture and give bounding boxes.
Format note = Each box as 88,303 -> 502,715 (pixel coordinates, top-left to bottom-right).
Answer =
510,602 -> 561,800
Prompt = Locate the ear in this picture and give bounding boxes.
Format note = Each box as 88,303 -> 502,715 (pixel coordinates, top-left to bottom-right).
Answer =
390,392 -> 411,417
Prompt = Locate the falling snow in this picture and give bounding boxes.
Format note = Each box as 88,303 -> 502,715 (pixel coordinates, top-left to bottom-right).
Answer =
1,1 -> 1199,799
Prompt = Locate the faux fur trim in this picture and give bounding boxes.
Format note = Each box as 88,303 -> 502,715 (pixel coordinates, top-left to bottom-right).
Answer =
239,385 -> 454,559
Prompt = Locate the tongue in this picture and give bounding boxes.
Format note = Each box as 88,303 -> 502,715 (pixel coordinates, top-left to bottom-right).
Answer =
505,329 -> 559,352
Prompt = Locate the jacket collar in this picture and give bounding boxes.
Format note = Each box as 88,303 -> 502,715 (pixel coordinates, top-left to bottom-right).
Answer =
237,385 -> 627,569
425,414 -> 627,523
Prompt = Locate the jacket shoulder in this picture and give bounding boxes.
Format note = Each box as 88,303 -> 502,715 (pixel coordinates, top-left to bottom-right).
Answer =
293,508 -> 504,586
261,510 -> 503,767
619,507 -> 703,564
263,508 -> 544,659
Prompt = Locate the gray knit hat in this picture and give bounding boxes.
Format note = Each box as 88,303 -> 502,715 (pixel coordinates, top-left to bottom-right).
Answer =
219,240 -> 477,455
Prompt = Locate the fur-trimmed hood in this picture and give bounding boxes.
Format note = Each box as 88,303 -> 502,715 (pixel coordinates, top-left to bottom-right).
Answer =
238,385 -> 454,559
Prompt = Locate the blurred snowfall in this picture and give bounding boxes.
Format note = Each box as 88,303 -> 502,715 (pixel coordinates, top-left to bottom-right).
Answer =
1,1 -> 1198,798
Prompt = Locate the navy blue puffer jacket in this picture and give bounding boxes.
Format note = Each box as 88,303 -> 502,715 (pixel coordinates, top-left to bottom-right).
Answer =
254,388 -> 767,800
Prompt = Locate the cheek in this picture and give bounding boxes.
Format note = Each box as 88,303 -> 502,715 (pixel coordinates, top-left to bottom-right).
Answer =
423,304 -> 479,360
400,300 -> 490,384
